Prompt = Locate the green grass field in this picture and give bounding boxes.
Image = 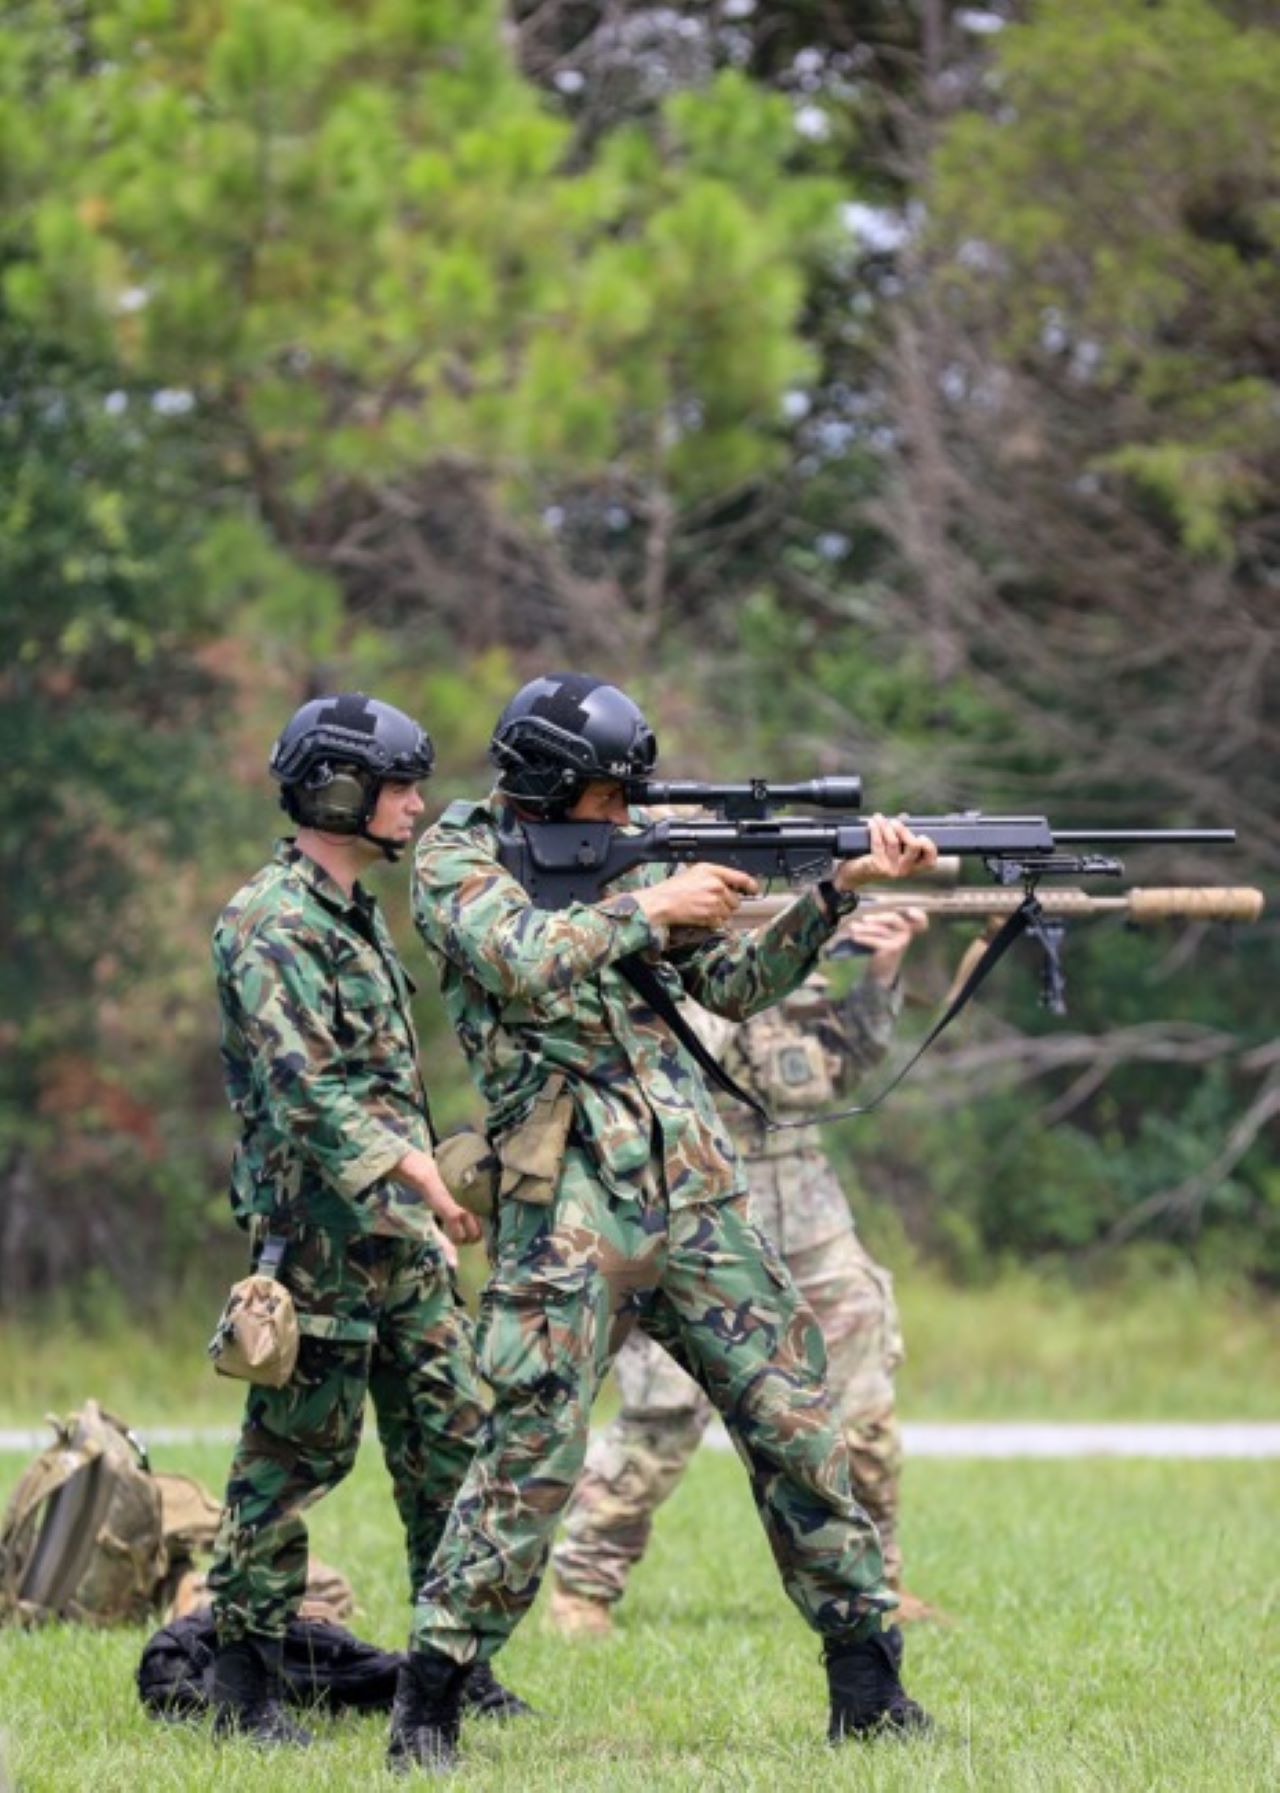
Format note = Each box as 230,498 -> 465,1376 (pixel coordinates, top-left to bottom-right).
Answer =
2,1441 -> 1277,1791
4,1265 -> 1278,1429
3,1270 -> 1276,1787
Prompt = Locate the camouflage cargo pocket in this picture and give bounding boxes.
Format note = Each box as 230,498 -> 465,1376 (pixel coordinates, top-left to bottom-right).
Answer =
272,1331 -> 373,1454
867,1261 -> 905,1375
758,1238 -> 793,1293
477,1278 -> 591,1403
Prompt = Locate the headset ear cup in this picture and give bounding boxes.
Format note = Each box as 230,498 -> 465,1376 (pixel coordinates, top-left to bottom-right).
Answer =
296,769 -> 373,832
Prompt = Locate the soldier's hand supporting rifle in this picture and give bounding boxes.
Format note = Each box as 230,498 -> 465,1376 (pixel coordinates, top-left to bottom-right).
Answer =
632,814 -> 940,932
832,814 -> 940,894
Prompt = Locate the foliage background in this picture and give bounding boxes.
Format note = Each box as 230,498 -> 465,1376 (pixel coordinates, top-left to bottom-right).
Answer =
1,0 -> 1277,1316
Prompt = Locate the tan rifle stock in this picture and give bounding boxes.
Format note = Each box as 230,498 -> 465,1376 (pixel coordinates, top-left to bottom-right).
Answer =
730,886 -> 1263,1015
734,886 -> 1265,930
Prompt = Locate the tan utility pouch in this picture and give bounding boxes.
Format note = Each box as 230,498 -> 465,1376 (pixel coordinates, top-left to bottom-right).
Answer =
207,1236 -> 299,1388
434,1128 -> 501,1219
496,1072 -> 574,1206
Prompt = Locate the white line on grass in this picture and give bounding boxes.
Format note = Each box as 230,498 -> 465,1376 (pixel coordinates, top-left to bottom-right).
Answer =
2,1422 -> 1279,1457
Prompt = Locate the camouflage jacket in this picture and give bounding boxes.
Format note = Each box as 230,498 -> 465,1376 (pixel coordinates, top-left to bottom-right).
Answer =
691,974 -> 902,1252
213,839 -> 437,1240
411,797 -> 837,1207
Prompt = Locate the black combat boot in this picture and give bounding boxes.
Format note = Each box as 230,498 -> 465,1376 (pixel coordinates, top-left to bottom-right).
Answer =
825,1628 -> 933,1743
209,1635 -> 314,1747
460,1659 -> 535,1720
386,1647 -> 469,1775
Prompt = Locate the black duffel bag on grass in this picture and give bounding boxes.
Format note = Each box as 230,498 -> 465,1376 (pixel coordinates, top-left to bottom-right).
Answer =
137,1611 -> 404,1718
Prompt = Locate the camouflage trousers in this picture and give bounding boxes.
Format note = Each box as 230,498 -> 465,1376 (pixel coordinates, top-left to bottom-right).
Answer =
552,1223 -> 906,1606
410,1147 -> 893,1665
209,1225 -> 483,1645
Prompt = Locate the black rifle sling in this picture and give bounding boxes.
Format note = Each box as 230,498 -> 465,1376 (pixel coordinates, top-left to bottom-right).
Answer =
619,893 -> 1040,1130
616,955 -> 773,1127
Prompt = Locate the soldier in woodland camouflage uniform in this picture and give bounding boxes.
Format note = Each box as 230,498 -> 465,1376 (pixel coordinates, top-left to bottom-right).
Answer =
550,911 -> 939,1636
390,674 -> 937,1773
205,694 -> 525,1747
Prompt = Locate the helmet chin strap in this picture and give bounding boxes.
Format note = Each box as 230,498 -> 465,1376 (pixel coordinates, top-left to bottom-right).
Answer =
354,774 -> 405,861
362,829 -> 405,863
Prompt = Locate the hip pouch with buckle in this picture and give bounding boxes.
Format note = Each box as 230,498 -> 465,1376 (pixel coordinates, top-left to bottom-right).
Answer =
207,1236 -> 299,1388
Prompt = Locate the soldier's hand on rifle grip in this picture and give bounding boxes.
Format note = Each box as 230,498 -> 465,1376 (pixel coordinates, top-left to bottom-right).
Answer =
834,814 -> 939,893
635,863 -> 759,930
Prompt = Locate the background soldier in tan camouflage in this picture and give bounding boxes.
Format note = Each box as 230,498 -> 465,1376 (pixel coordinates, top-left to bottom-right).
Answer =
550,908 -> 942,1637
204,694 -> 525,1746
390,673 -> 938,1773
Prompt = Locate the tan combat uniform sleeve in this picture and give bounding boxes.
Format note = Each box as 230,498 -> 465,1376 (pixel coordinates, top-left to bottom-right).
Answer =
822,975 -> 904,1092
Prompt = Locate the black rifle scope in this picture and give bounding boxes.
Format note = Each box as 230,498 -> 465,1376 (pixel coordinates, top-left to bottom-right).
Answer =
633,777 -> 862,818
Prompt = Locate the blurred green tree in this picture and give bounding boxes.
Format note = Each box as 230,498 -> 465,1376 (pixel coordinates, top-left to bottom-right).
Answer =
5,1 -> 839,650
1,0 -> 1275,1298
934,0 -> 1280,558
0,286 -> 230,1304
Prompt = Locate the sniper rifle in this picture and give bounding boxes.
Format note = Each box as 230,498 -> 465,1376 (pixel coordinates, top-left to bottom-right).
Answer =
495,775 -> 1236,910
494,779 -> 1237,1120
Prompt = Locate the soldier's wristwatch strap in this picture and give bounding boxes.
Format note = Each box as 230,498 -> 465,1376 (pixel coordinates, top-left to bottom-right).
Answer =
817,878 -> 860,923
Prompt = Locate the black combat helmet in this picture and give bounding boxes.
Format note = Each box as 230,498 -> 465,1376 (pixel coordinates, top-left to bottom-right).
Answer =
269,692 -> 434,856
489,673 -> 658,814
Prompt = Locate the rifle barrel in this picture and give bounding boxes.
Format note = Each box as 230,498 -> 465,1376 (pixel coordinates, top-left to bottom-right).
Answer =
1054,830 -> 1237,845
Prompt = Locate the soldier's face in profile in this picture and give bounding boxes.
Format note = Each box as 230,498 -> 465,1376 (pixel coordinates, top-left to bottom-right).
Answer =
567,779 -> 630,824
368,778 -> 426,849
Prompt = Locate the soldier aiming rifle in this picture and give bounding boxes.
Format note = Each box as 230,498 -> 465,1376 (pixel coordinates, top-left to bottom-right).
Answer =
397,672 -> 1234,1773
398,674 -> 940,1772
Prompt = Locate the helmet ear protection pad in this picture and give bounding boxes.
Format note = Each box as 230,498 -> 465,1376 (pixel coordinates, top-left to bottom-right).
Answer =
279,762 -> 376,834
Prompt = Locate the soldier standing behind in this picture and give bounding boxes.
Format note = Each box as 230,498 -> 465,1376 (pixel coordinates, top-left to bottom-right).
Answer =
549,909 -> 940,1637
204,694 -> 525,1745
392,673 -> 939,1773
